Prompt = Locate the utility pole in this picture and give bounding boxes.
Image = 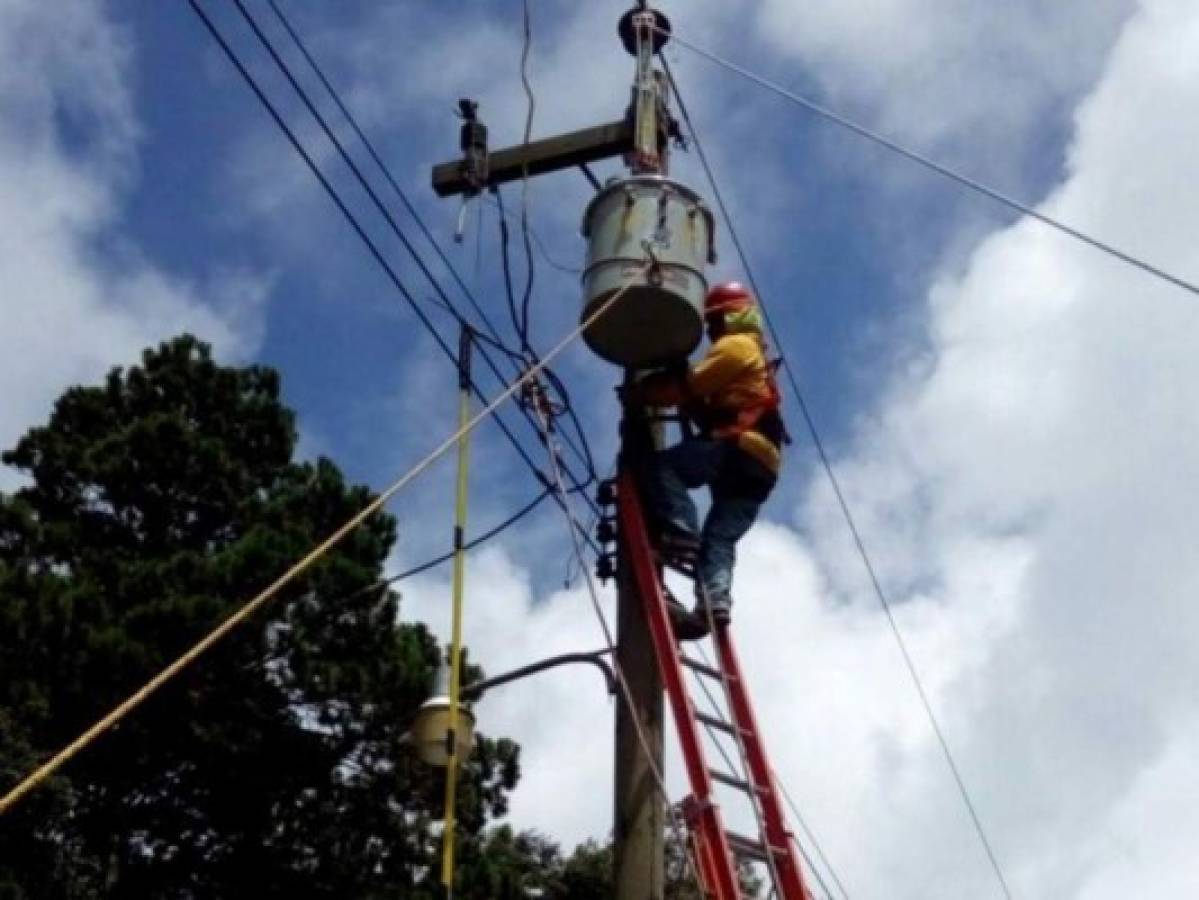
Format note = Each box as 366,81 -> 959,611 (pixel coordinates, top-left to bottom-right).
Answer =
432,8 -> 689,898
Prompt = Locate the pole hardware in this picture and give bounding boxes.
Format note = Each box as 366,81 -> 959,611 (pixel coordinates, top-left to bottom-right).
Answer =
452,100 -> 489,242
618,7 -> 671,56
596,516 -> 618,546
596,552 -> 617,583
597,478 -> 618,508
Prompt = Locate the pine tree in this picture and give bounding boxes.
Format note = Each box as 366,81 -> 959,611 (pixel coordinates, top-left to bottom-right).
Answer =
0,335 -> 518,898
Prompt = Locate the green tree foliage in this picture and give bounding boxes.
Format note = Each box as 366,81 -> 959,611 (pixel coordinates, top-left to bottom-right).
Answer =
0,336 -> 518,898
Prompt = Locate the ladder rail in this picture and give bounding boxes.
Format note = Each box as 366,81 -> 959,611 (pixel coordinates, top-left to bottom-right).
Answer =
617,469 -> 742,900
714,626 -> 811,898
695,589 -> 790,896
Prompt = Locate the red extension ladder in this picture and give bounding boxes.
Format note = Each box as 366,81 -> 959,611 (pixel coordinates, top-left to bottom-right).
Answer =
614,469 -> 812,900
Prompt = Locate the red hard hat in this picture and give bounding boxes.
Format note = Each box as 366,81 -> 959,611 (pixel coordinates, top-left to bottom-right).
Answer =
705,281 -> 754,316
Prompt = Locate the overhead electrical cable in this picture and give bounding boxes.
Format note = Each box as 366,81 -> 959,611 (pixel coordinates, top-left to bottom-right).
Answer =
532,411 -> 703,898
0,244 -> 650,819
663,28 -> 1199,301
494,187 -> 599,488
662,56 -> 1015,900
333,486 -> 553,606
687,637 -> 847,900
231,0 -> 598,500
264,0 -> 602,501
193,0 -> 601,535
488,194 -> 582,275
517,0 -> 538,350
264,0 -> 509,350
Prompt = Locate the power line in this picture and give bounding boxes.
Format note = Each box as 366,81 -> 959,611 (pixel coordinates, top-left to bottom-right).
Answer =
370,487 -> 552,590
664,27 -> 1199,301
662,56 -> 1015,900
263,0 -> 602,502
187,0 -> 601,555
234,0 -> 594,495
532,409 -> 704,898
689,643 -> 845,900
0,265 -> 645,816
264,0 -> 509,348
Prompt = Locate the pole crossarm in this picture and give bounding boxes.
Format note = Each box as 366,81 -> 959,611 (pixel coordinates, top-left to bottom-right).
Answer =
432,120 -> 634,197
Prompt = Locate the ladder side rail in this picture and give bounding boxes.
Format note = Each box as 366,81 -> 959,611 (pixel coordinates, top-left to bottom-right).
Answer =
714,627 -> 812,900
616,470 -> 742,900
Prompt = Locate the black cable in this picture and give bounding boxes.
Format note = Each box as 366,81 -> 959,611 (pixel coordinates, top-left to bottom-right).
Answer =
666,28 -> 1199,302
382,487 -> 553,587
222,0 -> 599,505
187,0 -> 601,556
495,187 -> 526,351
494,188 -> 599,483
517,0 -> 537,350
663,56 -> 1014,900
268,0 -> 603,492
264,0 -> 511,350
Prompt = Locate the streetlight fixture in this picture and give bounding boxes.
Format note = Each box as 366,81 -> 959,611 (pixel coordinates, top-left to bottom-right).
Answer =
409,649 -> 615,768
411,661 -> 476,768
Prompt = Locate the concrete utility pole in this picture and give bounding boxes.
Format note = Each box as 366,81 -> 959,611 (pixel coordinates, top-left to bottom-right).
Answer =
431,7 -> 679,898
613,8 -> 675,897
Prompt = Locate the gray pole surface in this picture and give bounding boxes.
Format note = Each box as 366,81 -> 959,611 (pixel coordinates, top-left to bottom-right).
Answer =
613,529 -> 665,900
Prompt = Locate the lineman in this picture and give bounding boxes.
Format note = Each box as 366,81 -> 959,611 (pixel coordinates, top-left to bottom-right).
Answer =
630,282 -> 787,633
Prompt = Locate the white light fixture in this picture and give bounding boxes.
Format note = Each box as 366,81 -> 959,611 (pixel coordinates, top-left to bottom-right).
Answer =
411,662 -> 476,768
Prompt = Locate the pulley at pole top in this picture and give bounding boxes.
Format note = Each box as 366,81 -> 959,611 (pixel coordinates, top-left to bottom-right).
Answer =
617,5 -> 671,56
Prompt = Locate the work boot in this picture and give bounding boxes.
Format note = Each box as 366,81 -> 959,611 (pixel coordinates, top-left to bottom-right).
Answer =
665,589 -> 709,641
656,525 -> 700,574
694,590 -> 732,629
657,524 -> 699,556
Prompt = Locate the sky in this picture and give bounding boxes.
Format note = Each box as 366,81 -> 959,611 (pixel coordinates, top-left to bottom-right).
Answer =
3,0 -> 1199,896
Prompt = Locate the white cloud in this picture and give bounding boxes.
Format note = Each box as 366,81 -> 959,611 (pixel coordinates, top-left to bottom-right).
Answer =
396,1 -> 1199,897
0,0 -> 270,482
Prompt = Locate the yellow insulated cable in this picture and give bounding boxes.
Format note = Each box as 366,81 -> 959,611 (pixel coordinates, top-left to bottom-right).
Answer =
441,327 -> 473,896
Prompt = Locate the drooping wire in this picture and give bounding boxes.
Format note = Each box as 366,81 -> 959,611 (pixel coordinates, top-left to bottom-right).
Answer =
338,487 -> 554,603
530,397 -> 705,898
264,0 -> 512,349
268,0 -> 603,489
488,193 -> 582,275
664,28 -> 1199,301
690,638 -> 849,900
662,55 -> 1015,900
517,0 -> 538,349
0,263 -> 645,817
220,0 -> 600,507
188,0 -> 601,553
495,187 -> 600,493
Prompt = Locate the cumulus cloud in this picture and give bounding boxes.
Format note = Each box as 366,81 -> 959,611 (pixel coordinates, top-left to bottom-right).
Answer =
0,0 -> 270,482
400,1 -> 1199,897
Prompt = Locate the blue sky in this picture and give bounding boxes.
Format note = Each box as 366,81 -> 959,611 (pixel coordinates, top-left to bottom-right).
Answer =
8,1 -> 1199,897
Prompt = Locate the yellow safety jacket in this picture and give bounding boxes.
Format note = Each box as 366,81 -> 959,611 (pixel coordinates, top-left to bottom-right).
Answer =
642,332 -> 783,475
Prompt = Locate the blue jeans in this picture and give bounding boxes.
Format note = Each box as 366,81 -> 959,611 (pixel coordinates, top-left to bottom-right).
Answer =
642,438 -> 776,606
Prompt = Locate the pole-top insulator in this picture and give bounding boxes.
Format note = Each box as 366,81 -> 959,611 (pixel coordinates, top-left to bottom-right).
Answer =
618,7 -> 671,56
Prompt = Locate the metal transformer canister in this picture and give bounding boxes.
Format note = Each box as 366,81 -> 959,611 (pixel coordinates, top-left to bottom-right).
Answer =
581,175 -> 716,368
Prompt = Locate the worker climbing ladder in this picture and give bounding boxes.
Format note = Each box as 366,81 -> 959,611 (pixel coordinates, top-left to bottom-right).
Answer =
610,469 -> 811,900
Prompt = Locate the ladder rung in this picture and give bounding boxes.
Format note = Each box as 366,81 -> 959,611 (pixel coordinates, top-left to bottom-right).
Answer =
710,769 -> 758,795
726,830 -> 789,864
680,655 -> 730,682
725,831 -> 768,862
696,711 -> 740,736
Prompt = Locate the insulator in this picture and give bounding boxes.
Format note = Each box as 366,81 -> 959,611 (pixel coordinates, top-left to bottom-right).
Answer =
596,518 -> 618,545
596,479 -> 617,508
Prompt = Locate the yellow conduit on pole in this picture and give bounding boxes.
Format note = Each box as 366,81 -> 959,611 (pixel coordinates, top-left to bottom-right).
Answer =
441,325 -> 474,897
